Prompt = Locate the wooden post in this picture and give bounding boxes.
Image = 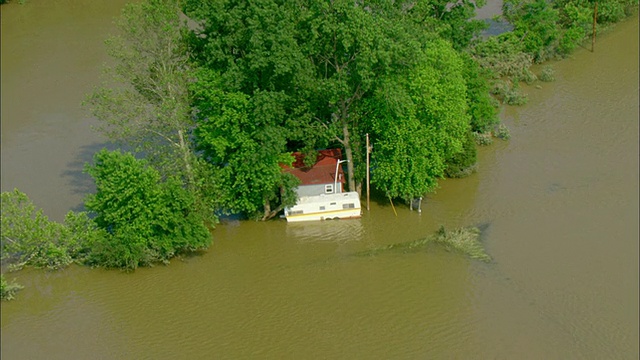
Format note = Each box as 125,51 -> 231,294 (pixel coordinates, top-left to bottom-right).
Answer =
389,197 -> 397,217
366,133 -> 370,211
592,2 -> 598,52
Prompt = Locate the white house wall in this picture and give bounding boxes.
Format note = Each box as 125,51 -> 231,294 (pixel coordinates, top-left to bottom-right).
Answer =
295,184 -> 343,197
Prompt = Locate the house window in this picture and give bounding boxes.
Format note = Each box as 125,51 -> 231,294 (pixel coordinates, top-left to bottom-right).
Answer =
324,184 -> 334,193
343,203 -> 355,209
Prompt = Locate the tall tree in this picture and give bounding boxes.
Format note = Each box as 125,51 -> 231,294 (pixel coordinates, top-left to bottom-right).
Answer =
296,0 -> 404,193
190,69 -> 300,220
367,39 -> 470,201
184,0 -> 316,219
86,0 -> 203,192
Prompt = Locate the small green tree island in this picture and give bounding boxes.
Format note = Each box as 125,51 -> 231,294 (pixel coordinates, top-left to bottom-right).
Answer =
1,0 -> 637,296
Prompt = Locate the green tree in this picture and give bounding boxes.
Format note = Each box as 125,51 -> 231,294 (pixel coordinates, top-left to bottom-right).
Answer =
502,0 -> 561,62
444,130 -> 478,178
295,0 -> 412,194
191,69 -> 300,220
368,39 -> 471,201
1,189 -> 99,270
184,0 -> 486,206
184,0 -> 319,219
85,0 -> 216,222
84,149 -> 211,270
408,0 -> 489,51
461,53 -> 499,133
185,0 -> 434,195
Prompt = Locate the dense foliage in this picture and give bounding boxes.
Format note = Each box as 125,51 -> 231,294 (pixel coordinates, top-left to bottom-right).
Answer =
191,69 -> 301,220
444,130 -> 479,178
84,149 -> 212,270
184,0 -> 489,203
471,0 -> 637,104
1,189 -> 99,271
367,39 -> 471,200
85,0 -> 217,226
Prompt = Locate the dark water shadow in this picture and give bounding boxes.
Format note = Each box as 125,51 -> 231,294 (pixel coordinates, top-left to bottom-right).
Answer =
480,19 -> 514,37
61,141 -> 117,212
367,188 -> 402,208
475,221 -> 493,243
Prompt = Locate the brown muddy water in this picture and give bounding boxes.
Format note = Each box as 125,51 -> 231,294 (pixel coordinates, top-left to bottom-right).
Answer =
1,1 -> 638,359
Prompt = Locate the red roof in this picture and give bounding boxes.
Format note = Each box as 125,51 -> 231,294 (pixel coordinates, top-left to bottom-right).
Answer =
282,149 -> 345,187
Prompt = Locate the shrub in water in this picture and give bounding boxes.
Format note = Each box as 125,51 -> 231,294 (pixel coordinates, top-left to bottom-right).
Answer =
473,131 -> 494,146
354,225 -> 491,263
493,124 -> 511,140
539,66 -> 555,82
0,274 -> 23,301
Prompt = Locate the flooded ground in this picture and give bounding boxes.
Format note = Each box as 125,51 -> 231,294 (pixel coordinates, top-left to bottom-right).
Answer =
1,1 -> 638,359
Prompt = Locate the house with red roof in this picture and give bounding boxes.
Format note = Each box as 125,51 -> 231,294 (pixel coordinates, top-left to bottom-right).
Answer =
281,149 -> 346,197
281,149 -> 361,222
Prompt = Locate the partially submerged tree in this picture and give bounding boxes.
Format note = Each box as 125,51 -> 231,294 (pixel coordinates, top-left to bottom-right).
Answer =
368,39 -> 471,201
84,149 -> 211,270
86,0 -> 210,203
184,0 -> 319,219
295,0 -> 399,193
1,189 -> 100,270
184,0 -> 481,205
191,69 -> 300,220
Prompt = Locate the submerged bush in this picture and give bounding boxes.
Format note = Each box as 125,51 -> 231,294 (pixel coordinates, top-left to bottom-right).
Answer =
461,54 -> 500,133
0,274 -> 23,301
539,65 -> 556,82
519,69 -> 538,84
84,150 -> 212,270
431,226 -> 492,262
0,189 -> 97,271
501,79 -> 528,105
493,124 -> 511,140
354,225 -> 491,262
473,131 -> 494,146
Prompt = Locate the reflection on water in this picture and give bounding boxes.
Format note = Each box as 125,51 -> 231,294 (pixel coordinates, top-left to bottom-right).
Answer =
286,219 -> 365,244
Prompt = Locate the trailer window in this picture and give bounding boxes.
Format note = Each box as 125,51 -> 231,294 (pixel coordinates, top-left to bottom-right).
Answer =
342,203 -> 355,209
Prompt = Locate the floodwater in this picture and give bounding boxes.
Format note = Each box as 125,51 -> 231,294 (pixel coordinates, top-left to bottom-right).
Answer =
1,1 -> 638,359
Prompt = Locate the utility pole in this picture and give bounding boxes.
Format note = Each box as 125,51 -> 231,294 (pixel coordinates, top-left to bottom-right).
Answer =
592,2 -> 598,52
366,133 -> 371,211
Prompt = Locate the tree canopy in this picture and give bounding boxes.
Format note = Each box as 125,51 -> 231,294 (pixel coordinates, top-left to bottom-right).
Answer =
183,0 -> 482,205
84,149 -> 212,270
367,39 -> 470,200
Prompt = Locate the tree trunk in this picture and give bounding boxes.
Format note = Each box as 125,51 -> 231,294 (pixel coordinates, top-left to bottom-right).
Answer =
261,199 -> 285,221
339,100 -> 358,193
342,120 -> 356,193
262,200 -> 272,221
177,128 -> 195,189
